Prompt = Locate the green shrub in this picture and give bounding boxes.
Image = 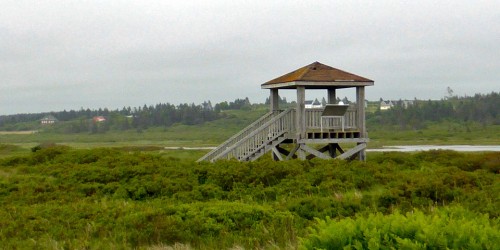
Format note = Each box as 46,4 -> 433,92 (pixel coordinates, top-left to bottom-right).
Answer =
300,206 -> 500,249
0,148 -> 498,248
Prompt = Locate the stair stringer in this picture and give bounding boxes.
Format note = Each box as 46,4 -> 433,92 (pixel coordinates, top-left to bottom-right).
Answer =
199,109 -> 295,162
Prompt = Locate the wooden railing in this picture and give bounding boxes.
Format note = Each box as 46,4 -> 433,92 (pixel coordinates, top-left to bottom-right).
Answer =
305,106 -> 357,130
197,110 -> 280,162
200,109 -> 295,162
198,106 -> 359,162
221,109 -> 295,161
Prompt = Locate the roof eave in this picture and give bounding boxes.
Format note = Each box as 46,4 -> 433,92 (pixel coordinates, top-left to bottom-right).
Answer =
261,81 -> 374,89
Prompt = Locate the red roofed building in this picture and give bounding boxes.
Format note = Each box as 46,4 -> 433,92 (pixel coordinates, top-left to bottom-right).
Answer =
92,116 -> 106,123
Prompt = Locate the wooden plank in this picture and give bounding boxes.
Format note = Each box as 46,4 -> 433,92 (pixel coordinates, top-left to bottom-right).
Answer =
298,138 -> 369,144
301,145 -> 331,160
286,145 -> 300,160
271,147 -> 284,161
333,143 -> 344,154
297,147 -> 306,160
338,143 -> 366,160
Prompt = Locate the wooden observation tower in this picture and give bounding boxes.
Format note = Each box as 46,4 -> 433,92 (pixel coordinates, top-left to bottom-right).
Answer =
199,62 -> 374,162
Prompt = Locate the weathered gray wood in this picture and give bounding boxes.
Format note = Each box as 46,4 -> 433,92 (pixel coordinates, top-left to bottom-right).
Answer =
296,86 -> 306,139
337,143 -> 366,160
298,138 -> 368,144
201,93 -> 368,162
301,145 -> 331,159
297,147 -> 306,160
356,86 -> 366,160
286,145 -> 300,160
327,88 -> 336,104
357,143 -> 366,161
304,108 -> 357,130
270,89 -> 279,111
249,135 -> 288,161
198,111 -> 277,162
212,109 -> 294,161
271,147 -> 284,161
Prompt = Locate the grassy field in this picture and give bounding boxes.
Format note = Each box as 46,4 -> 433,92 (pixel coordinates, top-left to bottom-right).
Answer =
369,122 -> 500,148
0,109 -> 266,154
1,107 -> 498,159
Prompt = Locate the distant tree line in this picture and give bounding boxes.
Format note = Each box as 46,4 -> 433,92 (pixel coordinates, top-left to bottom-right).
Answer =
0,98 -> 254,133
214,97 -> 251,112
368,92 -> 499,129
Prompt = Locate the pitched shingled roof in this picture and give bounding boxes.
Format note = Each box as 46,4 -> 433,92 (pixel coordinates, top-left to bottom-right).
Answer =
262,61 -> 374,89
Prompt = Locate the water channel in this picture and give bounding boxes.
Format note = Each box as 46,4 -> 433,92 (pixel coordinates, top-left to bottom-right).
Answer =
366,145 -> 500,152
165,145 -> 500,152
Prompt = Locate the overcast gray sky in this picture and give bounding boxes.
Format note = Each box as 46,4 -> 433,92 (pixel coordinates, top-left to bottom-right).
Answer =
1,0 -> 499,115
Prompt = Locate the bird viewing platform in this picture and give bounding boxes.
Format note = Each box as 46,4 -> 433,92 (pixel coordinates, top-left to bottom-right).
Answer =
199,62 -> 373,162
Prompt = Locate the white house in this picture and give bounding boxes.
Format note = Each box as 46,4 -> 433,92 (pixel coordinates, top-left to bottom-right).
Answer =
380,100 -> 394,110
305,99 -> 322,109
40,115 -> 58,125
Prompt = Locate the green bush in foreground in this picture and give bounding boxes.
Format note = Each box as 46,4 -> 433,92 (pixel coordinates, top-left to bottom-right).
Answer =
300,206 -> 500,250
0,148 -> 498,249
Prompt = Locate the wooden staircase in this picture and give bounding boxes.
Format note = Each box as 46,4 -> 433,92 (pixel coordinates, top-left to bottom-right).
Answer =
198,109 -> 295,162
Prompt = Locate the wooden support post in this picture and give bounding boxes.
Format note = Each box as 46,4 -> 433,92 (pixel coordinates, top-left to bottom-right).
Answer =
286,145 -> 300,160
328,143 -> 336,157
296,86 -> 306,140
356,86 -> 366,161
270,89 -> 279,111
327,88 -> 336,104
297,147 -> 306,160
335,144 -> 344,154
271,147 -> 284,161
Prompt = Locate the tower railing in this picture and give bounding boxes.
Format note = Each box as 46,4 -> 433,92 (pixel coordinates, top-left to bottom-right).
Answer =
197,110 -> 281,162
216,108 -> 295,161
305,106 -> 358,131
198,105 -> 360,162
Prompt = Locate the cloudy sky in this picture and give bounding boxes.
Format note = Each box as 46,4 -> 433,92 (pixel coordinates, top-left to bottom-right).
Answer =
1,0 -> 499,115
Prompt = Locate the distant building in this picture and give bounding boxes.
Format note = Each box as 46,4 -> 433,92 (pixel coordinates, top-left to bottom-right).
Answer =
92,116 -> 106,123
380,100 -> 415,110
40,115 -> 58,125
399,100 -> 414,108
380,100 -> 394,110
305,99 -> 322,109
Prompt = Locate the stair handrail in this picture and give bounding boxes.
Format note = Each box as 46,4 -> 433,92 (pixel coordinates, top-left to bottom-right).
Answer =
197,110 -> 280,162
213,108 -> 294,161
